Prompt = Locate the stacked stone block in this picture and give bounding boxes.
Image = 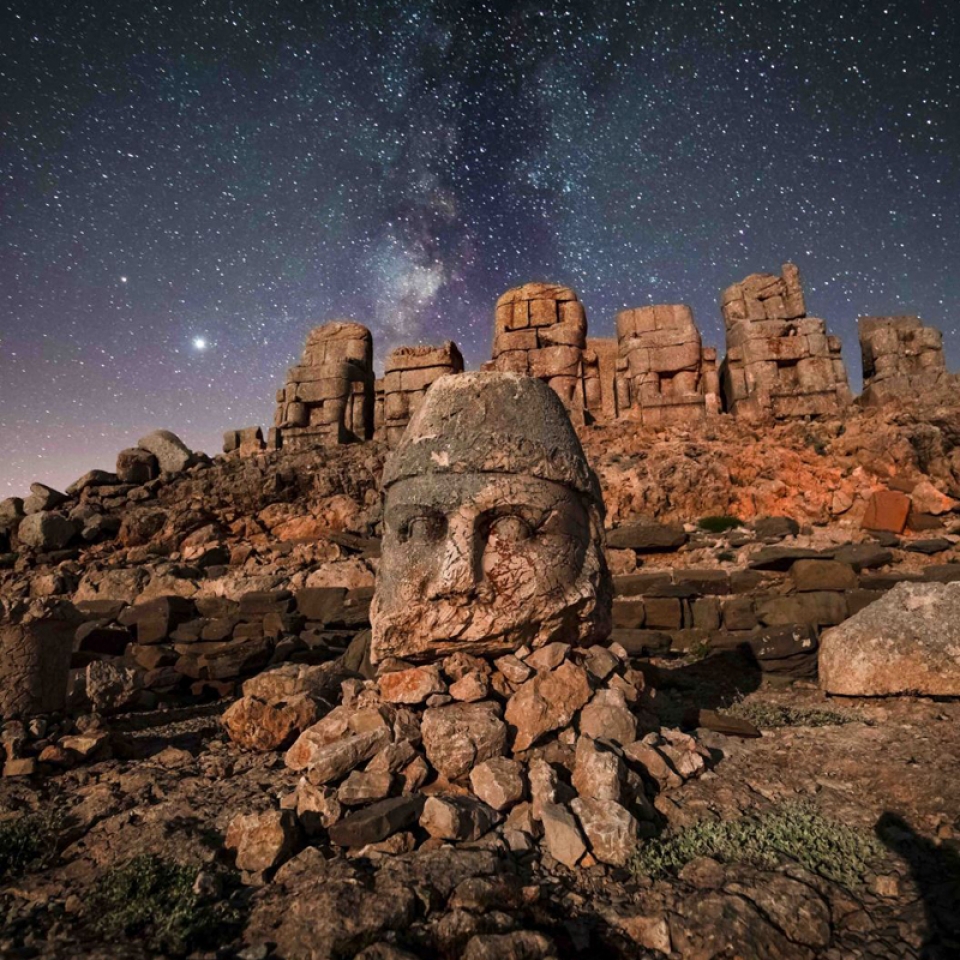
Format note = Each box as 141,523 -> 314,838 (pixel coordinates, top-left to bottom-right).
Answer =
584,337 -> 619,421
274,322 -> 375,450
719,264 -> 851,420
489,283 -> 588,415
613,304 -> 720,426
858,316 -> 951,406
380,341 -> 464,448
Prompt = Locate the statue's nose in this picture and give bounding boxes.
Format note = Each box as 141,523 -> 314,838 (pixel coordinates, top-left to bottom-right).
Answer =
428,512 -> 480,600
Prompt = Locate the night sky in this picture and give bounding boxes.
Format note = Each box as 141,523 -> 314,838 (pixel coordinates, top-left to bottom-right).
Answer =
2,0 -> 958,495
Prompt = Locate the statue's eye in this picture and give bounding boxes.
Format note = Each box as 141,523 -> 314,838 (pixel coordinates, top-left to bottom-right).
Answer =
488,515 -> 533,544
403,515 -> 445,543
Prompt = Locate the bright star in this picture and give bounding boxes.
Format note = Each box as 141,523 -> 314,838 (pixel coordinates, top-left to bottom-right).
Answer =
119,276 -> 128,283
192,336 -> 207,351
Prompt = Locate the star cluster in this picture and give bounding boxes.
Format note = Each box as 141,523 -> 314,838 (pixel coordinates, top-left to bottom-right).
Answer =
2,0 -> 958,493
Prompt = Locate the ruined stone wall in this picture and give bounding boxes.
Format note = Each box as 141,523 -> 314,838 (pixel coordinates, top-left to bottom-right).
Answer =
720,263 -> 851,420
488,283 -> 588,417
859,316 -> 950,407
380,341 -> 464,447
274,322 -> 375,450
613,304 -> 720,426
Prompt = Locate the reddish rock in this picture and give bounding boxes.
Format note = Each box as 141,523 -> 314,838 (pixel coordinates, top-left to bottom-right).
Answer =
421,702 -> 508,780
222,695 -> 320,751
861,490 -> 911,533
505,661 -> 591,752
225,809 -> 302,874
378,664 -> 446,704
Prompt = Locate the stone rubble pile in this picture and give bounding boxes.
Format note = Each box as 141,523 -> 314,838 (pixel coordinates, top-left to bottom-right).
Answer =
223,640 -> 710,876
720,263 -> 853,420
613,303 -> 721,426
274,321 -> 375,449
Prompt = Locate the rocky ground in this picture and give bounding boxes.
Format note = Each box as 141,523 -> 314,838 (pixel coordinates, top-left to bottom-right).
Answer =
0,661 -> 958,960
1,391 -> 959,959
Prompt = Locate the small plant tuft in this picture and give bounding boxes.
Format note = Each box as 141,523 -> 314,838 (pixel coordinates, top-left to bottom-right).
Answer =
697,515 -> 743,533
0,808 -> 63,879
728,700 -> 858,729
632,801 -> 883,888
88,855 -> 241,957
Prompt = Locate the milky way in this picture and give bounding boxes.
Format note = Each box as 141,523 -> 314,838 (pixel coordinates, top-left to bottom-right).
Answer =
2,0 -> 958,494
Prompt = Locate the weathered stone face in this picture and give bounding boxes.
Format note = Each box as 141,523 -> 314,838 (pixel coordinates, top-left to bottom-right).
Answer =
371,372 -> 611,663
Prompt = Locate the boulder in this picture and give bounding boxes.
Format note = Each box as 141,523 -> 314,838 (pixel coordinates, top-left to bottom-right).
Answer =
116,447 -> 159,484
420,796 -> 499,841
225,809 -> 302,874
23,483 -> 67,515
505,661 -> 591,752
571,797 -> 638,866
16,512 -> 77,552
469,757 -> 526,811
328,796 -> 425,847
606,521 -> 687,551
820,581 -> 960,695
861,490 -> 911,534
421,702 -> 507,779
137,429 -> 193,474
222,695 -> 320,751
66,470 -> 117,496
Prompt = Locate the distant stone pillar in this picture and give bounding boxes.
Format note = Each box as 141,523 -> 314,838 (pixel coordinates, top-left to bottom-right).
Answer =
0,600 -> 80,719
719,263 -> 851,420
492,283 -> 588,418
274,322 -> 375,449
858,316 -> 950,406
381,342 -> 464,447
613,304 -> 717,426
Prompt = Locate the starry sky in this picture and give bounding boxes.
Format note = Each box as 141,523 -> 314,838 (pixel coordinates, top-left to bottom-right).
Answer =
2,0 -> 958,495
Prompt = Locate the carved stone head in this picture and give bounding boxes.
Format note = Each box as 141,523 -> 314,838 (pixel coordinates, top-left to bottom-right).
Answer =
371,372 -> 611,663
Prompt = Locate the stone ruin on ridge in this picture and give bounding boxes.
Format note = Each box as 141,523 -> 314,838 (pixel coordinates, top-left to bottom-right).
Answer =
613,303 -> 721,426
719,263 -> 852,420
377,341 -> 465,448
217,260 -> 956,456
485,283 -> 591,419
273,321 -> 375,450
858,315 -> 952,407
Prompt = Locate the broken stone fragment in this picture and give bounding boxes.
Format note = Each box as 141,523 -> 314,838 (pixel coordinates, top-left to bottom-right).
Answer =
420,701 -> 508,780
420,796 -> 499,841
539,802 -> 587,868
448,671 -> 490,702
571,736 -> 623,802
17,512 -> 78,552
225,809 -> 303,874
505,661 -> 591,752
115,447 -> 159,484
137,429 -> 194,474
327,795 -> 425,848
469,757 -> 526,811
285,728 -> 389,782
295,779 -> 342,836
571,797 -> 638,866
493,654 -> 531,685
577,687 -> 638,746
527,758 -> 559,820
23,483 -> 67,515
338,769 -> 393,806
378,664 -> 446,704
819,581 -> 960,696
222,695 -> 320,752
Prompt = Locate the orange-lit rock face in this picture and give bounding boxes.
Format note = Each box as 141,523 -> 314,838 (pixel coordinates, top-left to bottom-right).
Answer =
370,372 -> 611,663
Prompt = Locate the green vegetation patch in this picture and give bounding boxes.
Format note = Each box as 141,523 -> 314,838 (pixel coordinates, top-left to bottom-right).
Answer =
728,699 -> 858,729
88,855 -> 241,957
632,802 -> 883,888
697,515 -> 743,533
0,808 -> 62,879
